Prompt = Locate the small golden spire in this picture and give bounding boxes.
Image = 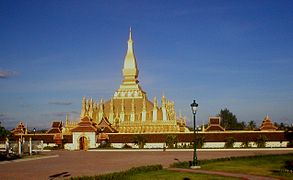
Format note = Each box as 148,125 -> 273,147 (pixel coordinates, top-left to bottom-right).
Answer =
66,113 -> 69,123
129,27 -> 133,42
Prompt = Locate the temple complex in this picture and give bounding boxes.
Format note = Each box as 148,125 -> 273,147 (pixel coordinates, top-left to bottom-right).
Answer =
63,29 -> 188,134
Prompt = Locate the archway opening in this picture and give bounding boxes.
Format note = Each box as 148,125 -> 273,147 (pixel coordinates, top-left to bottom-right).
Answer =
79,136 -> 87,150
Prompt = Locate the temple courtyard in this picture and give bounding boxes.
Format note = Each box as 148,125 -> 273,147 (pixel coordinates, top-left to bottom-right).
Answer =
0,149 -> 292,179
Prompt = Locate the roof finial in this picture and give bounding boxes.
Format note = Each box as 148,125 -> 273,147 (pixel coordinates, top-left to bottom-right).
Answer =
129,26 -> 133,42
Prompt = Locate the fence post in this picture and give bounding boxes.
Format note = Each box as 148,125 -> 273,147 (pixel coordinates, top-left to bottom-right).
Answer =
41,140 -> 43,151
29,137 -> 32,155
18,138 -> 22,156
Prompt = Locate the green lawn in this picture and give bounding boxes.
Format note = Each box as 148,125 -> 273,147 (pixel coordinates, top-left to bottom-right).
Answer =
198,154 -> 293,179
127,170 -> 238,180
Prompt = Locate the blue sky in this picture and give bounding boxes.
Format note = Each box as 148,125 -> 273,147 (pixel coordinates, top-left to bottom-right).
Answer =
1,1 -> 293,130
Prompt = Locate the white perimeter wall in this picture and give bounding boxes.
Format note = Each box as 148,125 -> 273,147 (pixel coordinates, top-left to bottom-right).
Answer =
110,141 -> 289,149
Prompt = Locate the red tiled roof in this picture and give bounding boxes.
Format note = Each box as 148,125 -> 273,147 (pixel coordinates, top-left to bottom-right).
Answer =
71,116 -> 97,132
11,122 -> 26,135
97,117 -> 118,133
71,126 -> 97,132
260,116 -> 277,131
47,128 -> 61,134
206,125 -> 225,131
52,121 -> 62,128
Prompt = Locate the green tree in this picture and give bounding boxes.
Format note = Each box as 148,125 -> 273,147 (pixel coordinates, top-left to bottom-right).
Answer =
133,134 -> 147,149
255,135 -> 268,148
224,136 -> 236,148
247,120 -> 256,130
274,122 -> 286,130
0,122 -> 10,139
165,135 -> 178,148
219,108 -> 244,130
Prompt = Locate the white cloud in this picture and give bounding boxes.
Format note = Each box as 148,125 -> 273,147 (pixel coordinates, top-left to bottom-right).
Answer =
0,69 -> 18,79
48,101 -> 73,106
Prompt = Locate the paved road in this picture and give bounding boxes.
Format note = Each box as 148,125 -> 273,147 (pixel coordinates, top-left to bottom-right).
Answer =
0,149 -> 291,180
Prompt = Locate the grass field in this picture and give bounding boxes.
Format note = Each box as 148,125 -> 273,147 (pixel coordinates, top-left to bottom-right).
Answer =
199,154 -> 293,179
127,170 -> 238,180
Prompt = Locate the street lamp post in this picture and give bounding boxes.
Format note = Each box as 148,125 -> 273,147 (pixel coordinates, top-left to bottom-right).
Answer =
190,100 -> 200,168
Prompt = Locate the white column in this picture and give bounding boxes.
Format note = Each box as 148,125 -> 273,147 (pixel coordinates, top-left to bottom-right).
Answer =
18,138 -> 22,155
29,137 -> 32,155
41,140 -> 43,151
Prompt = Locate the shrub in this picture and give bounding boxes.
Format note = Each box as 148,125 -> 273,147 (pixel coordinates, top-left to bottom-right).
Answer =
241,140 -> 251,148
133,134 -> 146,149
122,143 -> 132,149
165,135 -> 178,148
287,142 -> 293,148
170,161 -> 190,168
43,146 -> 61,150
284,160 -> 293,171
224,137 -> 236,148
255,135 -> 268,148
98,141 -> 112,149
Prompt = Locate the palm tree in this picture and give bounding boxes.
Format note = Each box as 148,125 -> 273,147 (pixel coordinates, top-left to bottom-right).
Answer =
247,120 -> 256,130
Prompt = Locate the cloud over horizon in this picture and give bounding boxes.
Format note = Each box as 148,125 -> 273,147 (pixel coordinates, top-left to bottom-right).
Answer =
48,101 -> 73,106
0,69 -> 18,79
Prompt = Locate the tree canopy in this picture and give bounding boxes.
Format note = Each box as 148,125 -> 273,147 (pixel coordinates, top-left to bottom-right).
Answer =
0,122 -> 10,138
218,108 -> 245,130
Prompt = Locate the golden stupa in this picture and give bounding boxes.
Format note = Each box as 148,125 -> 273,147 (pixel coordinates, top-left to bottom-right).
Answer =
65,29 -> 188,133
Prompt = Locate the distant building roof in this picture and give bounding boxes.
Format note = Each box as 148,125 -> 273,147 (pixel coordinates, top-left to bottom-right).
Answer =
260,115 -> 277,131
11,122 -> 26,135
97,117 -> 118,133
205,117 -> 225,132
47,121 -> 62,134
71,116 -> 97,132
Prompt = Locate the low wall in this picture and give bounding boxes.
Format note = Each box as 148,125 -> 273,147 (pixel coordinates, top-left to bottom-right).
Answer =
109,141 -> 289,149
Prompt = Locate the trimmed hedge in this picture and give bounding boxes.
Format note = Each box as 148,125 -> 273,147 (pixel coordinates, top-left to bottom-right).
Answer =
70,164 -> 163,180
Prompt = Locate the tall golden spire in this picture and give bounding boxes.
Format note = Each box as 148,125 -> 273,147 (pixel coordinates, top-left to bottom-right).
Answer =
122,27 -> 139,84
114,28 -> 146,99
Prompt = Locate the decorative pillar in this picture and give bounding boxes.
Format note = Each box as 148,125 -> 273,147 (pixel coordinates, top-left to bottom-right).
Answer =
152,97 -> 158,122
29,137 -> 32,155
120,99 -> 125,122
162,96 -> 167,122
88,98 -> 93,118
98,98 -> 104,122
130,98 -> 135,122
80,97 -> 86,118
142,96 -> 147,122
109,98 -> 114,123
